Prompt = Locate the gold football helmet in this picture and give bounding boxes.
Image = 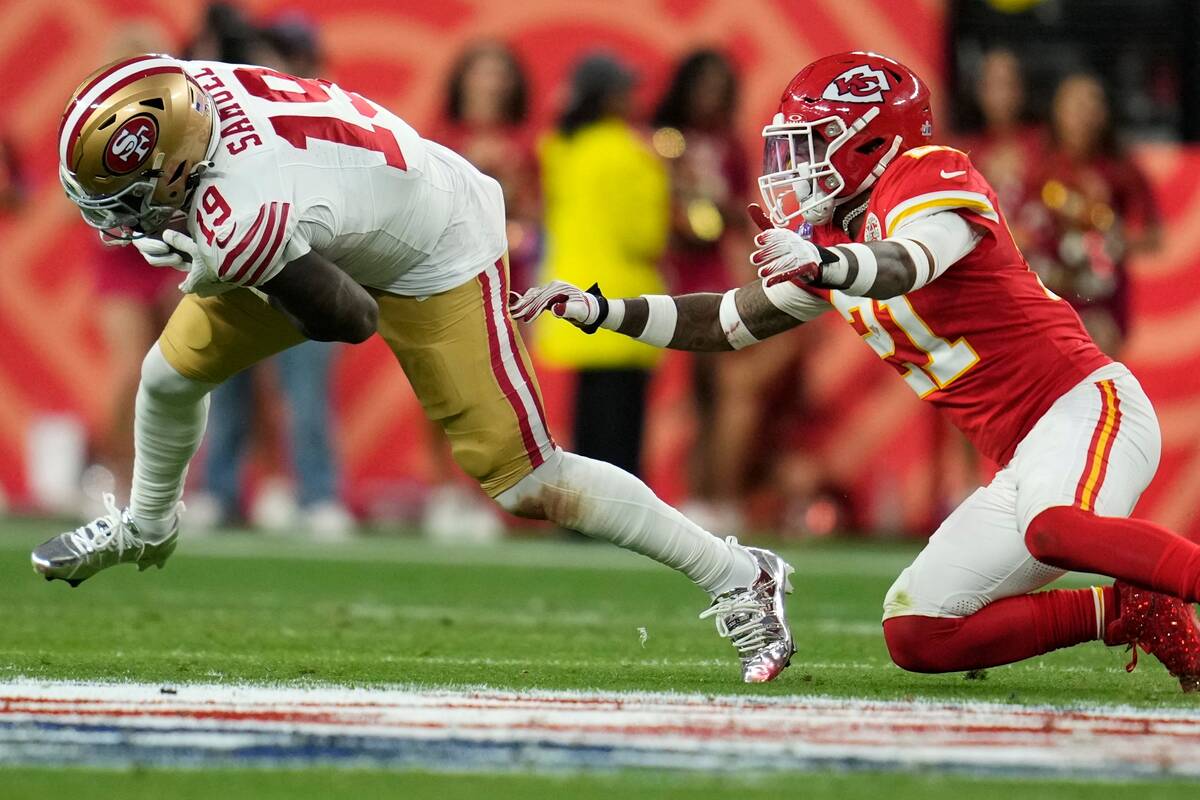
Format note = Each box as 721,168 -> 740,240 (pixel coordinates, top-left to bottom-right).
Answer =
58,54 -> 217,241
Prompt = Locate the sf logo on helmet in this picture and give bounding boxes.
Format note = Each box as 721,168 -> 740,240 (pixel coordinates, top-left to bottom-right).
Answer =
104,114 -> 159,175
823,65 -> 892,104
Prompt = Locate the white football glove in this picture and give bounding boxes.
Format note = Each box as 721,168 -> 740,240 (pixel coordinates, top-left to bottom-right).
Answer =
508,280 -> 605,330
132,229 -> 234,298
750,227 -> 823,287
131,230 -> 192,272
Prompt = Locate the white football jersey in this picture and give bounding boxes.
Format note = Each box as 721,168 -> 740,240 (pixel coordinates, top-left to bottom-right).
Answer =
183,60 -> 507,296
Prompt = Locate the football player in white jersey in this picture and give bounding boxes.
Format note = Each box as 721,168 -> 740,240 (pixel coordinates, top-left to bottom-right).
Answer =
41,54 -> 795,683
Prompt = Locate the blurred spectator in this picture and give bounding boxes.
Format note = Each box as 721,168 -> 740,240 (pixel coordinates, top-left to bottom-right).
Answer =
957,49 -> 1044,246
192,14 -> 354,540
651,49 -> 753,530
253,11 -> 321,76
536,54 -> 669,477
652,49 -> 748,295
1024,73 -> 1161,356
184,2 -> 258,63
435,41 -> 539,289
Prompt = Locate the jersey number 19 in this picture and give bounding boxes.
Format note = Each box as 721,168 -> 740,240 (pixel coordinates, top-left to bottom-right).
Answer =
233,67 -> 407,171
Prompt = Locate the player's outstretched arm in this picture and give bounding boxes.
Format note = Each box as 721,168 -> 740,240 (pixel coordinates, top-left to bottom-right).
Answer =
508,278 -> 810,353
753,211 -> 981,300
260,251 -> 379,343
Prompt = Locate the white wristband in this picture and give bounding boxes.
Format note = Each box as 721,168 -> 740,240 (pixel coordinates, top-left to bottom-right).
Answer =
818,248 -> 851,286
719,289 -> 759,350
839,243 -> 878,296
637,295 -> 678,347
601,298 -> 626,330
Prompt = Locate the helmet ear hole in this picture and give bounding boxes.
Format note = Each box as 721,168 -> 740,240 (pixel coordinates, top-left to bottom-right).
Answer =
856,137 -> 886,155
166,161 -> 187,185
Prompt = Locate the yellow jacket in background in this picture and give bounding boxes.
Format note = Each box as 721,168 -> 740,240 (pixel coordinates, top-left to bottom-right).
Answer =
535,119 -> 669,369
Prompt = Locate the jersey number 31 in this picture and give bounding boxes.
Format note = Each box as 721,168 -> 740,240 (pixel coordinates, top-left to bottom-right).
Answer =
834,294 -> 980,398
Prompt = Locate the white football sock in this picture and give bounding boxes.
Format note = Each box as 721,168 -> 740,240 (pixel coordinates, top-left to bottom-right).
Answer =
130,344 -> 215,539
496,450 -> 758,596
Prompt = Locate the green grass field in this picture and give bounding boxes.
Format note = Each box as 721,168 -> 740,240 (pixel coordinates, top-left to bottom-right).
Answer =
0,517 -> 1196,798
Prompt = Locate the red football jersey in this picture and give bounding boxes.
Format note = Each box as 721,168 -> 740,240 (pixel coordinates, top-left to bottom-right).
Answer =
807,145 -> 1112,465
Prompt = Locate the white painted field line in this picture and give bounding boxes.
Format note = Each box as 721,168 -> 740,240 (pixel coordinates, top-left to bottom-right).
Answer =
1,680 -> 1199,778
0,678 -> 1189,717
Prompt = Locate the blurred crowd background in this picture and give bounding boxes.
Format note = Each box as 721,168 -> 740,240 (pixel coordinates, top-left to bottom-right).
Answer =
2,0 -> 1199,540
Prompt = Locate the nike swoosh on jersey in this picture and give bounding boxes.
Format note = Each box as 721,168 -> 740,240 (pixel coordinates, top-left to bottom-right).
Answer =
214,224 -> 237,248
940,169 -> 967,179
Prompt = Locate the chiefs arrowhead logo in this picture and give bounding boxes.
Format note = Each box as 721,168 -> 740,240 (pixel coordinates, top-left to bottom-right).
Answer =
823,65 -> 892,104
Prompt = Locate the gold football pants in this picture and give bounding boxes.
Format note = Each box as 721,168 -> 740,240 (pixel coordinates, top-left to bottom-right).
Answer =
156,259 -> 555,496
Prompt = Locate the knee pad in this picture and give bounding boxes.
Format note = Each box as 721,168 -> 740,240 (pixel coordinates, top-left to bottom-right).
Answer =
493,450 -> 609,527
494,449 -> 566,520
140,344 -> 213,404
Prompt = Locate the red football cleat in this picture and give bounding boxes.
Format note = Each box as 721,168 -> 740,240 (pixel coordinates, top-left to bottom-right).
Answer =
1105,581 -> 1200,693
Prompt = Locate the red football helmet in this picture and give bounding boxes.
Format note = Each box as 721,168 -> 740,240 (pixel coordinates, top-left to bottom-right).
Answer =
759,51 -> 933,227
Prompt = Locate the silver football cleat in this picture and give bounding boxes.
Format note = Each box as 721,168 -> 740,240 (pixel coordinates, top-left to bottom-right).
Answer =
700,540 -> 796,683
31,493 -> 178,587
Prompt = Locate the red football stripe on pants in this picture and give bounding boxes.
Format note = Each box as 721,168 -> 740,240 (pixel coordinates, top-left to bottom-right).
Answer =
1072,380 -> 1122,510
494,259 -> 553,455
1087,385 -> 1122,509
478,265 -> 542,469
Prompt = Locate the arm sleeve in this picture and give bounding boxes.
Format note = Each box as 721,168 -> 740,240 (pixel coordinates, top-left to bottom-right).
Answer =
889,209 -> 983,287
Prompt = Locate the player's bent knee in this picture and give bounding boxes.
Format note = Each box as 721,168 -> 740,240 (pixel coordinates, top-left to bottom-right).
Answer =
1024,505 -> 1087,563
139,344 -> 212,404
460,442 -> 551,508
494,450 -> 601,527
882,616 -> 937,672
882,616 -> 962,674
493,450 -> 564,521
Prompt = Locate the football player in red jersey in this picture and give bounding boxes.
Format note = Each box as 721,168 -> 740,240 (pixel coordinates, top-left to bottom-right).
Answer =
513,51 -> 1200,691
